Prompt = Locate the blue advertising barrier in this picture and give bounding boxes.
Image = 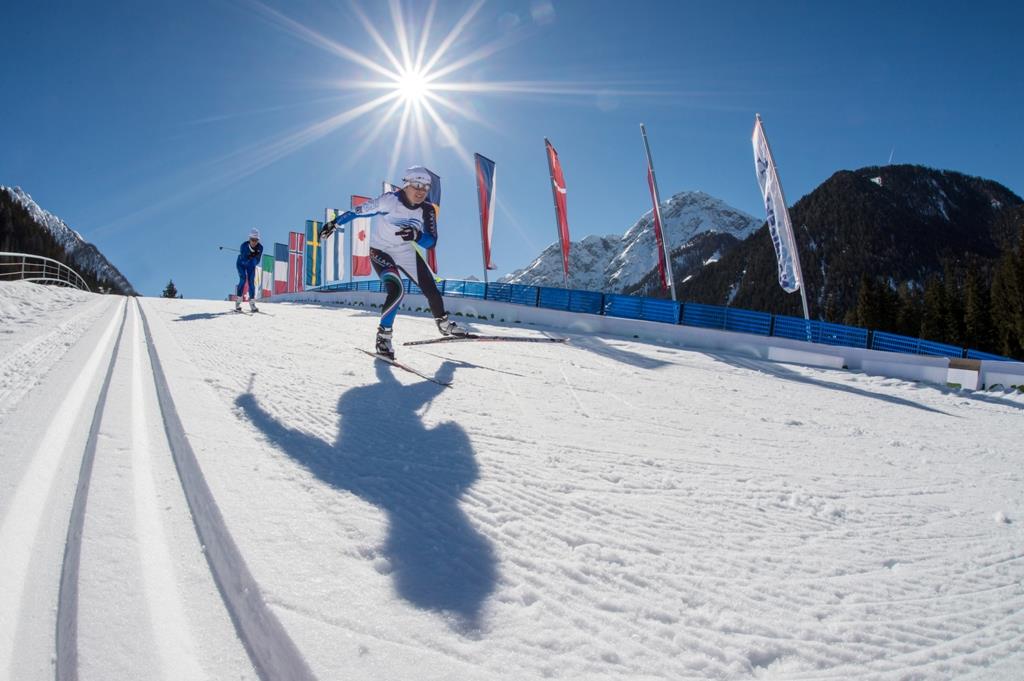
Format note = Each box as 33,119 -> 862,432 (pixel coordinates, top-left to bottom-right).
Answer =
306,279 -> 1014,363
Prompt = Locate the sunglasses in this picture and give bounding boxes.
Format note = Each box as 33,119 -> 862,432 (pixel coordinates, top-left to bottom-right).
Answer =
405,181 -> 431,192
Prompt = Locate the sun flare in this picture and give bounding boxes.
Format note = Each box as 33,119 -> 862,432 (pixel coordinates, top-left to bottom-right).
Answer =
395,69 -> 431,105
238,0 -> 648,181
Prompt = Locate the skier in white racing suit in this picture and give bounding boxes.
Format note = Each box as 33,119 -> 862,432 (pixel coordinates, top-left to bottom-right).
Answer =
319,166 -> 467,358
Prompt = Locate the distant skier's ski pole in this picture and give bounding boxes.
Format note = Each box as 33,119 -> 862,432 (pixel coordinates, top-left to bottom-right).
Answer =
218,245 -> 240,253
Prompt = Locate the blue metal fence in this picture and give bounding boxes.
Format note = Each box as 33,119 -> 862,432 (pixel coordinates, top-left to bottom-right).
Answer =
604,295 -> 681,324
682,302 -> 727,330
871,331 -> 925,355
772,316 -> 870,348
724,307 -> 773,336
306,279 -> 1014,362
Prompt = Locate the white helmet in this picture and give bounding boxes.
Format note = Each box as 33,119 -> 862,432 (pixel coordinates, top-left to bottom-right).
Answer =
402,166 -> 432,186
248,228 -> 260,240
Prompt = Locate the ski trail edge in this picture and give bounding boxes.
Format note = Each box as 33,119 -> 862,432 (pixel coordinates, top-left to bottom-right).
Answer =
137,301 -> 318,681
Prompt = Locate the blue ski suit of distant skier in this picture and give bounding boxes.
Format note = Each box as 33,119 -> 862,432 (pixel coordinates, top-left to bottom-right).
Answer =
324,189 -> 446,329
235,238 -> 263,298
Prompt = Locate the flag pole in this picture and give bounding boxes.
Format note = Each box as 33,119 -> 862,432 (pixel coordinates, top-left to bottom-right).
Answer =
755,114 -> 810,321
640,124 -> 677,302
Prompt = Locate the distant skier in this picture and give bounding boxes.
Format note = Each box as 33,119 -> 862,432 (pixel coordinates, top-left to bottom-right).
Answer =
235,228 -> 263,312
320,165 -> 467,358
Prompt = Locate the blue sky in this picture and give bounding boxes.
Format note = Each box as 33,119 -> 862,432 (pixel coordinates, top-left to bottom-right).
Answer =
2,0 -> 1022,299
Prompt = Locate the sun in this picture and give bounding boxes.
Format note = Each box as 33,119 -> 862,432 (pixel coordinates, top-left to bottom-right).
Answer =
395,69 -> 431,105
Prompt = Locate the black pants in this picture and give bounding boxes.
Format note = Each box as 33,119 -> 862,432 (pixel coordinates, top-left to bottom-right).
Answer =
370,248 -> 445,328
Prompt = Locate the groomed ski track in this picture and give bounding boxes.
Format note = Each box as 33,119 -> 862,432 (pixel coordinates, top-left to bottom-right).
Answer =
0,286 -> 1022,680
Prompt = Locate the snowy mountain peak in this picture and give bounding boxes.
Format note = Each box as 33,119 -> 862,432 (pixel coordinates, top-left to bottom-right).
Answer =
1,185 -> 136,295
501,190 -> 761,294
5,186 -> 86,250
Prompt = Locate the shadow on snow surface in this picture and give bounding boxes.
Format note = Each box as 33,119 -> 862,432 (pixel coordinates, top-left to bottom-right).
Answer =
704,351 -> 956,416
235,360 -> 497,634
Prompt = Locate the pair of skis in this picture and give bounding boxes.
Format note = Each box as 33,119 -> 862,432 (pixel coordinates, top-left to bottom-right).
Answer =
358,333 -> 567,386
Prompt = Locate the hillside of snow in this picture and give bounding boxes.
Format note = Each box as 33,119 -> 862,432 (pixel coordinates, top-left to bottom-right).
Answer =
501,191 -> 762,293
1,186 -> 136,295
1,280 -> 1022,680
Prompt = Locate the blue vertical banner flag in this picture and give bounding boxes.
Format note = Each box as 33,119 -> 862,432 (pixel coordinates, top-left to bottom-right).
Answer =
752,114 -> 806,307
474,153 -> 498,276
323,208 -> 345,283
305,220 -> 322,288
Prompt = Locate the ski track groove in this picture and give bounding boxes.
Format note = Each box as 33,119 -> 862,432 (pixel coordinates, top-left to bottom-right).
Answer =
0,296 -> 125,679
55,299 -> 129,681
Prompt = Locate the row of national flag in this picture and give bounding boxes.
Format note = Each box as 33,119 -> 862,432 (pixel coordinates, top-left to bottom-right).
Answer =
243,115 -> 805,317
241,199 -> 376,300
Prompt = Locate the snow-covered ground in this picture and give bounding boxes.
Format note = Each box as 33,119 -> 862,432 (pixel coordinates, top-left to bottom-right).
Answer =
1,280 -> 1022,680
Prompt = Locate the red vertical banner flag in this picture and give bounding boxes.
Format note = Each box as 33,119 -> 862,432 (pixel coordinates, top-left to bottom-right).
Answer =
544,138 -> 571,285
350,195 -> 373,277
475,153 -> 498,275
288,231 -> 305,293
640,123 -> 677,300
647,166 -> 669,290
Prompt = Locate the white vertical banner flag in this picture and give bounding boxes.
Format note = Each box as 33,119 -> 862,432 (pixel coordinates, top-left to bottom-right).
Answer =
323,208 -> 345,283
752,114 -> 804,294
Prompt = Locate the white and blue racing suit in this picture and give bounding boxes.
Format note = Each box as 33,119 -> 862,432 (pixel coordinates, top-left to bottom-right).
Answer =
326,191 -> 445,328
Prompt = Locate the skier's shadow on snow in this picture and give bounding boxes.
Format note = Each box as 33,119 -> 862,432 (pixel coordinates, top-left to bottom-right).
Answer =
235,360 -> 496,634
705,352 -> 954,415
571,336 -> 672,369
174,311 -> 242,321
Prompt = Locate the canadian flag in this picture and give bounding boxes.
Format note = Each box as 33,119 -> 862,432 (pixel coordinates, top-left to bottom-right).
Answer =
351,195 -> 372,277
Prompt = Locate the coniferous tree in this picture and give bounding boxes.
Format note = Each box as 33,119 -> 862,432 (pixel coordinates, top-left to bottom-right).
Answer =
822,293 -> 840,323
990,224 -> 1024,358
854,274 -> 900,332
963,260 -> 994,351
920,274 -> 948,342
161,280 -> 179,298
895,282 -> 923,337
942,261 -> 965,346
854,275 -> 879,329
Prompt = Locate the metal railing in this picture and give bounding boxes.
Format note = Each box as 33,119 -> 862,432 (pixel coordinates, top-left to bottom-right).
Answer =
0,252 -> 91,292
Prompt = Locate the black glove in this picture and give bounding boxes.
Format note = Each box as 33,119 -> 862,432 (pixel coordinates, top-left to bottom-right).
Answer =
395,226 -> 420,242
320,223 -> 336,240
